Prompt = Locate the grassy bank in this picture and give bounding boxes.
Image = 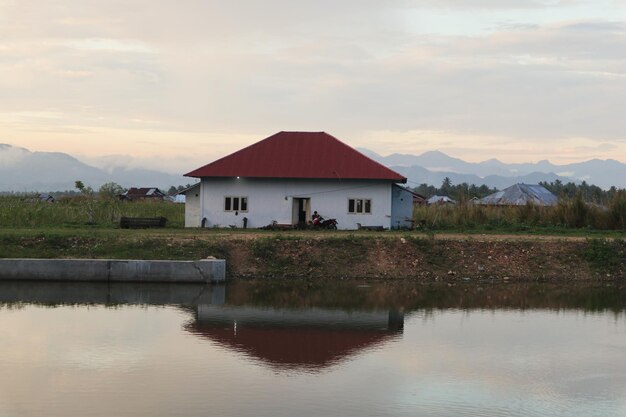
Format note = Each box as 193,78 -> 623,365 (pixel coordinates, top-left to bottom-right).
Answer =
0,229 -> 623,281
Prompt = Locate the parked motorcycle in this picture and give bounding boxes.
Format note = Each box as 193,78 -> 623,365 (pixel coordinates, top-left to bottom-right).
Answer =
313,216 -> 338,230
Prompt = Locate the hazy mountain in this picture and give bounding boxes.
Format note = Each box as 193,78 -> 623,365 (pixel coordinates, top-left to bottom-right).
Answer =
392,165 -> 571,190
1,143 -> 623,192
0,144 -> 188,192
359,148 -> 626,189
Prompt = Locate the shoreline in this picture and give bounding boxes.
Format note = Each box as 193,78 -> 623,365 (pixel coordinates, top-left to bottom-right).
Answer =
0,231 -> 623,281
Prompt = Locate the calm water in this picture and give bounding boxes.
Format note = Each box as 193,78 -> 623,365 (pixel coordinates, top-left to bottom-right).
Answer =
0,281 -> 625,417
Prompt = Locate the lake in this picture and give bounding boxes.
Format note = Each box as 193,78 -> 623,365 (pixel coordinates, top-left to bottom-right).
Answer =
0,281 -> 625,417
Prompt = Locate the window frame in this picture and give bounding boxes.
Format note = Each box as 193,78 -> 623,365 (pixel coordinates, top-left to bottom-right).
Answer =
348,198 -> 372,214
224,196 -> 248,212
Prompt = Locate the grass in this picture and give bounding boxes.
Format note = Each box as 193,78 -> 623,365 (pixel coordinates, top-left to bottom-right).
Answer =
414,193 -> 626,232
0,229 -> 229,260
0,196 -> 184,228
583,238 -> 625,273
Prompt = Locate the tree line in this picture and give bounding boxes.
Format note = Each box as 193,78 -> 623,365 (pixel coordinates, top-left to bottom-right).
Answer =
414,177 -> 624,205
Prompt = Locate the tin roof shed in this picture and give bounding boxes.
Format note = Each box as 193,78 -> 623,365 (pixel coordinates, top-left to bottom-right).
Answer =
477,184 -> 558,206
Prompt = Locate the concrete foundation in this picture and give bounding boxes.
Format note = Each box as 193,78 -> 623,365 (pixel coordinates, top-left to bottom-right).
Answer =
0,258 -> 225,283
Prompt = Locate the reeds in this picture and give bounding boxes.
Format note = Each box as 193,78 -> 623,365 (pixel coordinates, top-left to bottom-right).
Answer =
0,195 -> 184,228
414,191 -> 626,231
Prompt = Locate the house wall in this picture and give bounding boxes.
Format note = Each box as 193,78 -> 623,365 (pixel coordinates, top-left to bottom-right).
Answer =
189,178 -> 394,230
184,184 -> 201,227
391,186 -> 414,229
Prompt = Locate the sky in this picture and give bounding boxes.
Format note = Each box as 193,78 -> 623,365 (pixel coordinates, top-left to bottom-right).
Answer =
1,0 -> 625,173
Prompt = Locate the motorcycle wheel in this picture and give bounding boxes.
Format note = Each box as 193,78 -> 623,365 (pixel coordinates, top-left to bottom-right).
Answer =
329,223 -> 337,230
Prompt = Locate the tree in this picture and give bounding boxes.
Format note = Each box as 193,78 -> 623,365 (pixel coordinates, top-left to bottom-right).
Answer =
99,182 -> 126,199
75,180 -> 96,223
75,180 -> 93,196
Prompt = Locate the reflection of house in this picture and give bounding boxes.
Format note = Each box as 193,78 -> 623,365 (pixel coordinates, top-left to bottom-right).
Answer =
186,305 -> 403,371
121,187 -> 167,201
477,184 -> 558,206
183,131 -> 409,230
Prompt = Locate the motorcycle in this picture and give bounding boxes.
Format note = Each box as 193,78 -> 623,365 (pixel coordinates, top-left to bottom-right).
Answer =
313,215 -> 338,230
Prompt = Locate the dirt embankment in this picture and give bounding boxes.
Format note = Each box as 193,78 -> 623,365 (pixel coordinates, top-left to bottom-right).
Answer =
219,235 -> 624,281
2,231 -> 623,281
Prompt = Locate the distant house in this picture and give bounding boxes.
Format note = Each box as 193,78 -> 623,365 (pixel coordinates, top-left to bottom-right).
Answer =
183,131 -> 409,230
427,195 -> 456,205
477,184 -> 558,206
39,194 -> 55,203
121,187 -> 167,202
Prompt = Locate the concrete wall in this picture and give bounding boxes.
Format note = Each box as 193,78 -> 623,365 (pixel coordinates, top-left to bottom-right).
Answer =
391,186 -> 415,229
0,259 -> 225,283
190,178 -> 395,230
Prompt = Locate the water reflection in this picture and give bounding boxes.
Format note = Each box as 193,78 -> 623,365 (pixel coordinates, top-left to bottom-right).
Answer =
187,305 -> 403,372
0,281 -> 405,372
0,281 -> 625,417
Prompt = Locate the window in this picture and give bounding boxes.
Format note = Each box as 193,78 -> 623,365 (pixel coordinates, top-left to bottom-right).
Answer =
224,196 -> 248,212
348,198 -> 371,214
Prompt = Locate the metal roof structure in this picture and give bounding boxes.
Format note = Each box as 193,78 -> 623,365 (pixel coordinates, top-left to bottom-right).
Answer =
427,195 -> 456,205
477,184 -> 558,206
121,187 -> 167,200
185,131 -> 406,182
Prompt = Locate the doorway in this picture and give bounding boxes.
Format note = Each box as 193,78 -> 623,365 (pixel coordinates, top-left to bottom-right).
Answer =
292,198 -> 311,226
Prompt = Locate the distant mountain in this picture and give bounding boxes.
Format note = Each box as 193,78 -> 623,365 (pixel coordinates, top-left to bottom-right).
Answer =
359,148 -> 626,189
392,165 -> 571,190
0,144 -> 188,192
1,143 -> 623,192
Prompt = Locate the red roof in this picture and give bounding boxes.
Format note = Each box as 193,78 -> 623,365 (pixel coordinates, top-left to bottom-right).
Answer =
185,131 -> 406,182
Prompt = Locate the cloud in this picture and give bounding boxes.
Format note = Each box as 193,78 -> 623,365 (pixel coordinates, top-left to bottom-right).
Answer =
0,1 -> 625,167
0,143 -> 30,167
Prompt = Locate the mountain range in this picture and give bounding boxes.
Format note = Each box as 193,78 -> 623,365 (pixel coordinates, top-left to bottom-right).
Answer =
0,143 -> 624,192
0,144 -> 188,192
358,149 -> 626,190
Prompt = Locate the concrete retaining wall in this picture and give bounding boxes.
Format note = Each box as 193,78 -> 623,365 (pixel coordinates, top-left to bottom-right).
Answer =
0,259 -> 225,283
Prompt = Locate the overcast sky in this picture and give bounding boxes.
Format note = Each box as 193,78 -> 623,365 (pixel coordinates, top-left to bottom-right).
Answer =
1,0 -> 625,173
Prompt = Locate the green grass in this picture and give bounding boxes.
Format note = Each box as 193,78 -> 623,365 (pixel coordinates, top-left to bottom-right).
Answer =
583,238 -> 625,273
0,230 -> 228,260
0,196 -> 184,228
414,194 -> 626,232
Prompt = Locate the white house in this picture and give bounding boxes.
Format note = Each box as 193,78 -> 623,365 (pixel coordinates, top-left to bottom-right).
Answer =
183,131 -> 411,230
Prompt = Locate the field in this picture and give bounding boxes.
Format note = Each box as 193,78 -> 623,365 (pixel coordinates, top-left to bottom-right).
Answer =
0,196 -> 185,228
0,195 -> 623,280
1,193 -> 625,232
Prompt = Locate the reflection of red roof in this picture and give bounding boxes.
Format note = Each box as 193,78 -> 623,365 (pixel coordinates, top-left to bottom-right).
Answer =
184,131 -> 406,182
186,324 -> 399,372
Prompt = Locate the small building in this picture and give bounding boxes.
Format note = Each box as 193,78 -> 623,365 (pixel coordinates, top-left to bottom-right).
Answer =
121,187 -> 167,202
427,195 -> 456,205
390,186 -> 425,229
183,131 -> 409,230
477,184 -> 558,206
39,194 -> 55,203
